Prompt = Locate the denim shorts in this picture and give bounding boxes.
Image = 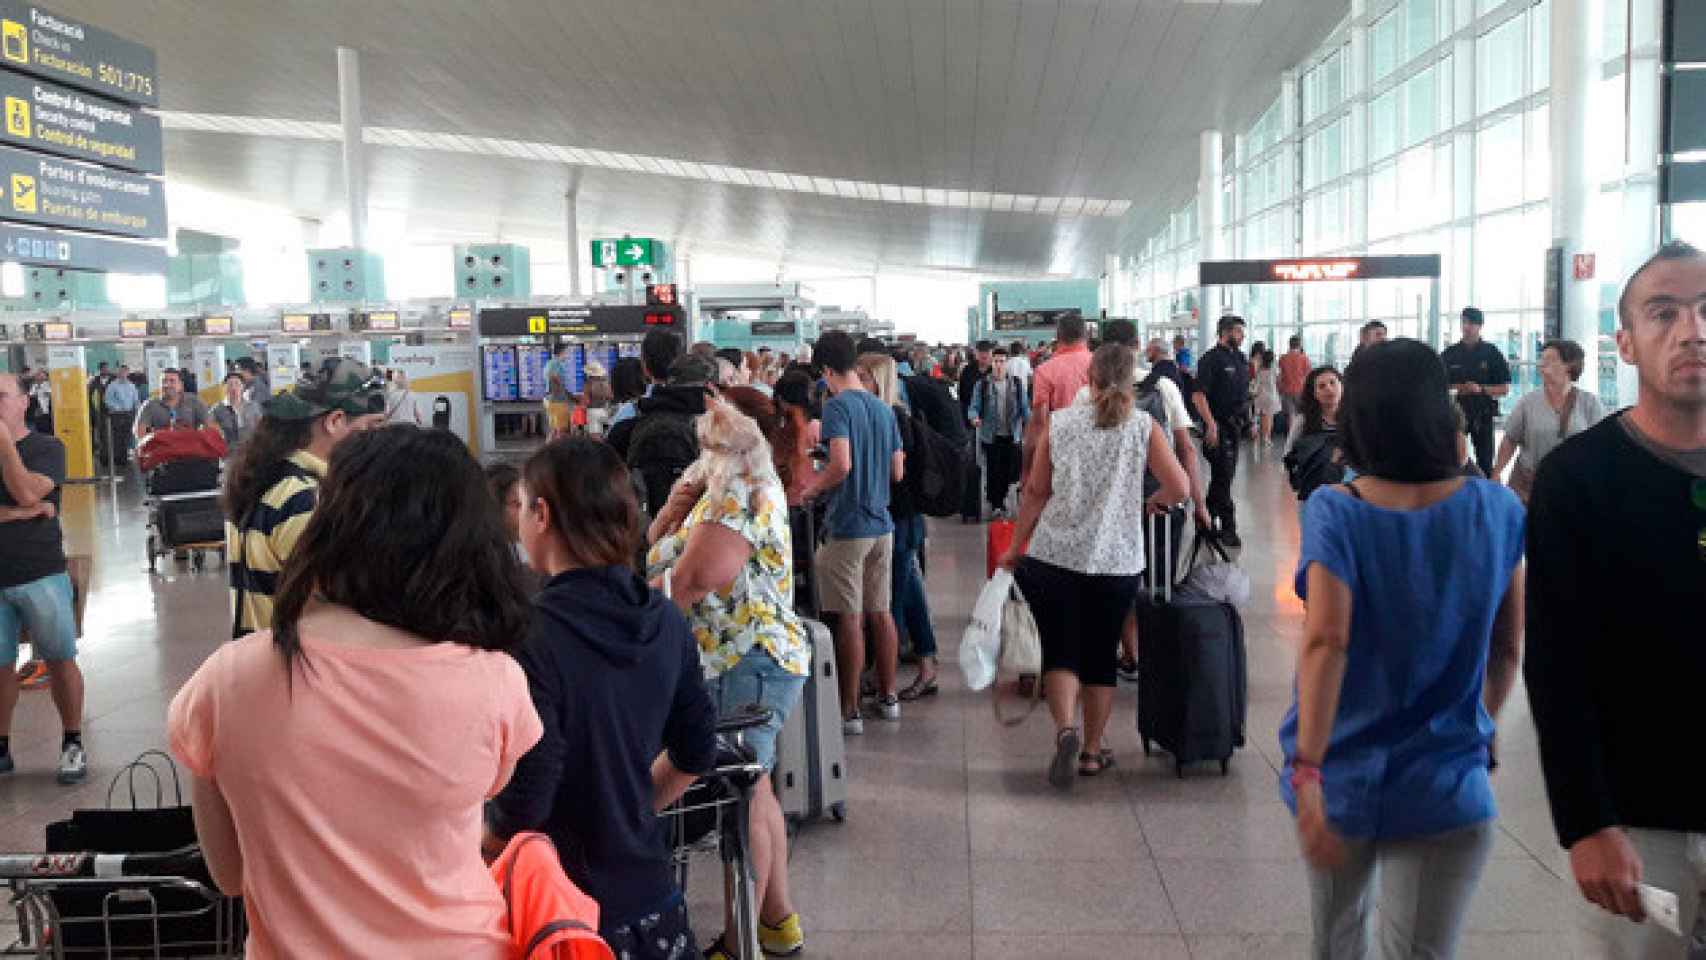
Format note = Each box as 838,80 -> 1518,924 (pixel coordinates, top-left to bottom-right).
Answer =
707,650 -> 807,772
0,572 -> 78,664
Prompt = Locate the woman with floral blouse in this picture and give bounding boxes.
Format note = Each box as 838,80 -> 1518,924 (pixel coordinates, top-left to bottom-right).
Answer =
645,388 -> 812,960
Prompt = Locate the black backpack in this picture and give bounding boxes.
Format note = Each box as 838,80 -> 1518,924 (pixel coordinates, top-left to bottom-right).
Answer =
626,411 -> 699,515
1283,430 -> 1347,503
903,405 -> 969,518
1136,382 -> 1172,498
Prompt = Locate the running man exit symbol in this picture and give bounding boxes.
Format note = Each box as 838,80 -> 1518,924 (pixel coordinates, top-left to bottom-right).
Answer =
5,98 -> 30,138
1,21 -> 25,64
10,174 -> 35,214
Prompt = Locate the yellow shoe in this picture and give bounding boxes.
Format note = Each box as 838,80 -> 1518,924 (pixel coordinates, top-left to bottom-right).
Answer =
703,937 -> 734,960
759,914 -> 805,957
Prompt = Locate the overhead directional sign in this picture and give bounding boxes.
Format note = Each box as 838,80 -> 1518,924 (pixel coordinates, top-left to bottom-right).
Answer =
1199,255 -> 1442,286
590,237 -> 657,267
0,142 -> 165,238
1,220 -> 163,272
0,71 -> 162,173
480,304 -> 683,337
0,1 -> 158,107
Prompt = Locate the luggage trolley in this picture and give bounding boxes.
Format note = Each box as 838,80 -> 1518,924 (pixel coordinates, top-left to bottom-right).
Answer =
661,705 -> 772,960
142,461 -> 226,574
2,847 -> 242,959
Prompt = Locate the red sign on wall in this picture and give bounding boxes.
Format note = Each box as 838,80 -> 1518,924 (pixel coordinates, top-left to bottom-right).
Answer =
1572,253 -> 1596,280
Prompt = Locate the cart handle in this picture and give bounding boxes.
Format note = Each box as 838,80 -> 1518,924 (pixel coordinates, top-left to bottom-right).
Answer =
0,844 -> 202,882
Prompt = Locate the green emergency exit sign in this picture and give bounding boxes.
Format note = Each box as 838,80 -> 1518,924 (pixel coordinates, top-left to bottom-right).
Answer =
592,237 -> 656,267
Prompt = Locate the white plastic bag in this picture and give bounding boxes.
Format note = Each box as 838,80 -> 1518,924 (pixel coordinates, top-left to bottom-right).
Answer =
958,569 -> 1013,691
1179,534 -> 1252,606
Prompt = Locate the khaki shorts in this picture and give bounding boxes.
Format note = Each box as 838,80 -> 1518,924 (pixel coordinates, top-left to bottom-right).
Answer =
544,400 -> 573,432
815,534 -> 893,614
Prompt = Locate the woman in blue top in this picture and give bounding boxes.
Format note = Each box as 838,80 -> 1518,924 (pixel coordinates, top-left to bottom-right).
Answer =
1281,339 -> 1526,959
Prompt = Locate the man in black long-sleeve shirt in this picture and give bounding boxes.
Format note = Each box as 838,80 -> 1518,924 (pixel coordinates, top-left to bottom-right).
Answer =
1525,241 -> 1706,949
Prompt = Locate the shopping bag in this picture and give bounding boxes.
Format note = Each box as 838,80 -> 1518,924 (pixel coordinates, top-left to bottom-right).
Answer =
958,569 -> 1012,691
992,580 -> 1045,727
1179,534 -> 1251,607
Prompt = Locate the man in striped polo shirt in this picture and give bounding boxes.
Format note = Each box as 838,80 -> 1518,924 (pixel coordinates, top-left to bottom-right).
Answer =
225,360 -> 386,638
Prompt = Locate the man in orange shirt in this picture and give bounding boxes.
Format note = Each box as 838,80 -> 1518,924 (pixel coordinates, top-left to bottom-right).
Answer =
1278,335 -> 1311,429
1021,314 -> 1094,485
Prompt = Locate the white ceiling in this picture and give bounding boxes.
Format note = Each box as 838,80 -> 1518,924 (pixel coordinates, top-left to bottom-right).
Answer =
48,0 -> 1347,276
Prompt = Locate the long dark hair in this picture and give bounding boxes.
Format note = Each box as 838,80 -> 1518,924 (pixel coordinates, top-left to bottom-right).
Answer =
1340,340 -> 1459,482
1298,365 -> 1342,435
611,358 -> 646,404
270,425 -> 529,683
223,414 -> 317,524
523,438 -> 642,570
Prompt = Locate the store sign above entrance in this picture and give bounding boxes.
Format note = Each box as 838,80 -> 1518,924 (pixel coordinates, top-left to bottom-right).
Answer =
1200,255 -> 1441,286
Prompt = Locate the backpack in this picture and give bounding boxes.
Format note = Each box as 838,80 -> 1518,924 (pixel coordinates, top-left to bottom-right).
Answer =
1136,383 -> 1171,498
1283,430 -> 1347,503
626,410 -> 699,515
903,405 -> 969,518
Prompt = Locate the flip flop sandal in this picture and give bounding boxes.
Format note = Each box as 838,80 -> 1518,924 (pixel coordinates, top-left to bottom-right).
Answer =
898,676 -> 939,701
1078,749 -> 1116,777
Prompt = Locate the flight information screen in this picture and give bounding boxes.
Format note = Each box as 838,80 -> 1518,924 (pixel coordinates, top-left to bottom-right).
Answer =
482,346 -> 519,402
517,345 -> 551,401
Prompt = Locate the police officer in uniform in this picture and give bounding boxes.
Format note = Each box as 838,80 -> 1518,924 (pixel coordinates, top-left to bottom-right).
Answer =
1190,315 -> 1251,547
1441,306 -> 1512,476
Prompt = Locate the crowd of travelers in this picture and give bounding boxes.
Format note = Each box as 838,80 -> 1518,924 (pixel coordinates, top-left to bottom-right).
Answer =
1,242 -> 1693,957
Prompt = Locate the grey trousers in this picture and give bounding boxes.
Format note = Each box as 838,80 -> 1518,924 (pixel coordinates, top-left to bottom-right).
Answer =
1594,829 -> 1706,960
1306,820 -> 1495,960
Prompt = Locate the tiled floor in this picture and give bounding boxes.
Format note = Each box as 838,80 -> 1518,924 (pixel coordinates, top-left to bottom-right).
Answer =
1,452 -> 1640,956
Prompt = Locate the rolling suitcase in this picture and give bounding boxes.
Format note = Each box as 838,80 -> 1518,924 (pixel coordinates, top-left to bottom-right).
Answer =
959,440 -> 983,522
774,619 -> 848,824
1136,514 -> 1248,777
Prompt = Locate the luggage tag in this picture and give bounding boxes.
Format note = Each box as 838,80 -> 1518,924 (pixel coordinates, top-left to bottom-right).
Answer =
1637,884 -> 1681,936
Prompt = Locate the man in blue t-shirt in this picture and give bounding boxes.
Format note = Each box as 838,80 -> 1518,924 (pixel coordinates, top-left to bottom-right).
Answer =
800,331 -> 904,735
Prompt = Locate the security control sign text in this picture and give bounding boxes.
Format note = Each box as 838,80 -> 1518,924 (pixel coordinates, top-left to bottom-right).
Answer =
0,70 -> 162,173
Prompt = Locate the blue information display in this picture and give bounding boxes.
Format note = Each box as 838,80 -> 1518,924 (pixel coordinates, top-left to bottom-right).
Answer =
482,345 -> 518,402
517,345 -> 550,401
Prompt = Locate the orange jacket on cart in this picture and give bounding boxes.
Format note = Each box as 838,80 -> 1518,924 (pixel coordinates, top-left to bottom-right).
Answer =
491,832 -> 614,960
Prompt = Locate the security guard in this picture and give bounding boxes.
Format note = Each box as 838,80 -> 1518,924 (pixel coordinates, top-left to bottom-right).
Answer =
1190,315 -> 1251,547
1441,307 -> 1511,476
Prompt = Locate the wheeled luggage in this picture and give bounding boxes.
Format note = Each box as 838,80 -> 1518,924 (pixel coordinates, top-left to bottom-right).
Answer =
773,619 -> 848,824
986,517 -> 1017,579
959,440 -> 983,522
145,458 -> 220,496
1136,514 -> 1248,777
788,505 -> 822,619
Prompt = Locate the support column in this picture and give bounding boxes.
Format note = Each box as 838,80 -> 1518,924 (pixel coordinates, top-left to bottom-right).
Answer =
565,189 -> 581,298
336,48 -> 367,252
1550,0 -> 1605,394
1198,130 -> 1224,352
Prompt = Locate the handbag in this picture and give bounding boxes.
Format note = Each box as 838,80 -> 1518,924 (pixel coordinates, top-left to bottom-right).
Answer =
1506,388 -> 1576,503
1180,534 -> 1251,606
992,579 -> 1044,727
957,570 -> 1012,692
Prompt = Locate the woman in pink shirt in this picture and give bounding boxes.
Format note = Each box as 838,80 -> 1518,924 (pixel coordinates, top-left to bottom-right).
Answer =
169,425 -> 543,959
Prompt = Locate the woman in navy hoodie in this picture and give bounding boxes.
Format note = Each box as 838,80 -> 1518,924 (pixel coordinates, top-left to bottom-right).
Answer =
485,438 -> 718,960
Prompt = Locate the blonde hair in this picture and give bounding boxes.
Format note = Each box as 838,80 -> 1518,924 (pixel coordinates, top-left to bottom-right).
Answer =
1089,343 -> 1135,429
856,353 -> 901,408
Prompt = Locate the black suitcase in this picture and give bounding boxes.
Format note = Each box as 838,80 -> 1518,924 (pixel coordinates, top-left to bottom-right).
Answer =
146,459 -> 220,496
158,493 -> 226,547
1136,515 -> 1248,777
959,439 -> 983,522
789,505 -> 822,618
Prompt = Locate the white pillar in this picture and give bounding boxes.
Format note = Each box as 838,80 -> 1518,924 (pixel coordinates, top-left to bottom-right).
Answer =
565,189 -> 581,299
1198,129 -> 1224,351
1550,0 -> 1605,394
336,48 -> 366,252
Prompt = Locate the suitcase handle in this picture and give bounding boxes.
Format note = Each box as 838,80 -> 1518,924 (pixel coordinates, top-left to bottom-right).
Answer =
1145,512 -> 1172,603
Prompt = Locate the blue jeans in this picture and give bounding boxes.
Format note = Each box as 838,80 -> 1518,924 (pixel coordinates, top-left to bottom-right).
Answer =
707,650 -> 806,772
0,572 -> 78,663
890,513 -> 938,659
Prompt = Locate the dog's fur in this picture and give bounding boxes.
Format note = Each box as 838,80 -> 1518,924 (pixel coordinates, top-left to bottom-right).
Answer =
680,396 -> 778,503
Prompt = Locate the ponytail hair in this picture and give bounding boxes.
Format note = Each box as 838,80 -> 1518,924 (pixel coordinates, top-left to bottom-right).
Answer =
1089,343 -> 1135,429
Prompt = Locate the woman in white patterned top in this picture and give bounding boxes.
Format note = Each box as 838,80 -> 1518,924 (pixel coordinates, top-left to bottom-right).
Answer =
997,344 -> 1190,789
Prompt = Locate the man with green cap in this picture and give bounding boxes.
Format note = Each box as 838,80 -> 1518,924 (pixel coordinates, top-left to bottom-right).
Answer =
223,359 -> 387,637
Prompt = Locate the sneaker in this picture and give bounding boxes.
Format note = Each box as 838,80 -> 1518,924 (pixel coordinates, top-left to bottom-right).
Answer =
875,695 -> 900,722
56,742 -> 87,785
703,937 -> 734,960
843,712 -> 864,736
758,913 -> 805,957
1117,656 -> 1140,683
16,660 -> 48,690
